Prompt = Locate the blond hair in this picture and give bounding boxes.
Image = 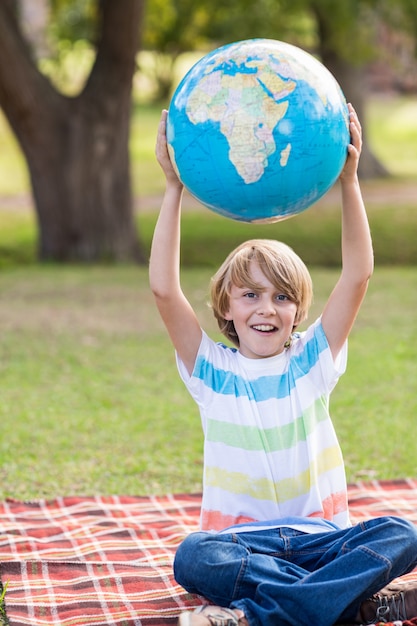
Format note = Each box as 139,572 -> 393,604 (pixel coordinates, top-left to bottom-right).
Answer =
210,239 -> 313,347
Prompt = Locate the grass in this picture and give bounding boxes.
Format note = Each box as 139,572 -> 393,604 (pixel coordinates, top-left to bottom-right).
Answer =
0,265 -> 204,499
367,96 -> 417,178
0,199 -> 415,269
130,103 -> 166,196
0,263 -> 416,500
0,581 -> 8,626
0,115 -> 30,197
137,201 -> 417,267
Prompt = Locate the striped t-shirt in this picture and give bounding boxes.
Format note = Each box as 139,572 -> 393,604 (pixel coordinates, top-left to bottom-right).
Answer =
177,317 -> 349,532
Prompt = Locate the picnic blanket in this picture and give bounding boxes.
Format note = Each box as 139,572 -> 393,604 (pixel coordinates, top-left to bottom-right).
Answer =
1,479 -> 417,626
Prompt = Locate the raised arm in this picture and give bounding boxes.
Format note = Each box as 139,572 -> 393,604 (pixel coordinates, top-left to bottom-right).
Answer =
149,110 -> 202,375
321,104 -> 374,359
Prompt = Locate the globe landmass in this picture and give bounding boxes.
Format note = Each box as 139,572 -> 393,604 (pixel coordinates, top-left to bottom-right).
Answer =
187,66 -> 295,185
167,39 -> 350,223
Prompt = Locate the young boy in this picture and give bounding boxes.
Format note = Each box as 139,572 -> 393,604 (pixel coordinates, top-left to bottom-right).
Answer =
150,106 -> 417,626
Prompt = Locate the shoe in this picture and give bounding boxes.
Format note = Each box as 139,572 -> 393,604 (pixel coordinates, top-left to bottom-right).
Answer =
357,577 -> 417,623
178,604 -> 243,626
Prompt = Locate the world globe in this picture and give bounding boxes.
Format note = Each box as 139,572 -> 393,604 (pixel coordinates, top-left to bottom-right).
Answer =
166,39 -> 350,223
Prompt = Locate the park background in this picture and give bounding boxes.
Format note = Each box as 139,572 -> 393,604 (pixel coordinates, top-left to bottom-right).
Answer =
0,0 -> 416,500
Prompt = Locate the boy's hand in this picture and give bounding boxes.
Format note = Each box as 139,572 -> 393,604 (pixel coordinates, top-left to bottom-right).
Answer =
155,109 -> 183,189
339,103 -> 362,183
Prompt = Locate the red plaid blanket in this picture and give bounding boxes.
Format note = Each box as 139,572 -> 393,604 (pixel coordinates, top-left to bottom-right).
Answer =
1,480 -> 417,626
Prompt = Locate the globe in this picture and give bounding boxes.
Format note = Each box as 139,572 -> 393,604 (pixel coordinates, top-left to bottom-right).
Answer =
166,39 -> 350,223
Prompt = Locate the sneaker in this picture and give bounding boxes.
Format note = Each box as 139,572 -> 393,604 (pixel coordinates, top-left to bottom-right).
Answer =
178,604 -> 245,626
357,578 -> 417,623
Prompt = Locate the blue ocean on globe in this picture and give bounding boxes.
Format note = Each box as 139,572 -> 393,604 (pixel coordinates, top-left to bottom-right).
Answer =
167,39 -> 350,223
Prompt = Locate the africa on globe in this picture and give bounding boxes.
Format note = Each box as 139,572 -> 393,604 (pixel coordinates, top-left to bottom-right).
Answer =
166,39 -> 350,223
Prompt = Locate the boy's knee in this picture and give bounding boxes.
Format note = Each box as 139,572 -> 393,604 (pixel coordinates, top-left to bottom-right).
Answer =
174,531 -> 241,592
394,517 -> 417,548
174,532 -> 212,588
366,515 -> 416,536
370,516 -> 417,562
174,531 -> 245,605
384,516 -> 417,542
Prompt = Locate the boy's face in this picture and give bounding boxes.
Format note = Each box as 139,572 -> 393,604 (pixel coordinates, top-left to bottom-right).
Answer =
224,261 -> 298,359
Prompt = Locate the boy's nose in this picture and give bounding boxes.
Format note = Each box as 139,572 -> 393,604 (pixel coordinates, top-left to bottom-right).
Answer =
257,300 -> 276,315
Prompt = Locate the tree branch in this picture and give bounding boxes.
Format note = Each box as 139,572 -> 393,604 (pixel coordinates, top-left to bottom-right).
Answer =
84,0 -> 145,100
0,2 -> 59,137
99,0 -> 145,62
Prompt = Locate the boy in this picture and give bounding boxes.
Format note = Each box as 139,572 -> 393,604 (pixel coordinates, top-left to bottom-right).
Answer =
150,106 -> 417,626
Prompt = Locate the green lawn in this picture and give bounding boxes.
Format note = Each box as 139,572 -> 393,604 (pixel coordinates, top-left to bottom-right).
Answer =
367,96 -> 417,178
0,264 -> 415,500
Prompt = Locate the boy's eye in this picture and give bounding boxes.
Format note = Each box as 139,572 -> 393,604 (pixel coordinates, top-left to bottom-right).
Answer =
276,294 -> 289,301
243,292 -> 257,298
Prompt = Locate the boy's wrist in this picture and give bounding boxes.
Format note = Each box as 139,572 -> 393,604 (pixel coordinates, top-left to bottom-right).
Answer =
165,177 -> 184,192
164,181 -> 184,202
340,172 -> 360,188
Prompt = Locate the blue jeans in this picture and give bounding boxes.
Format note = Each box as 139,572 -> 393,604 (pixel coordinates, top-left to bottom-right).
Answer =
174,516 -> 417,626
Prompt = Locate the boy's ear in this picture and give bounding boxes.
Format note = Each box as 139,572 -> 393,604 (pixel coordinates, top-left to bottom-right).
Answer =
224,308 -> 233,321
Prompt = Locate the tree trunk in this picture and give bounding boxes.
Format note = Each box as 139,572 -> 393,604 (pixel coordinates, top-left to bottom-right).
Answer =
312,4 -> 390,179
319,53 -> 389,179
0,0 -> 146,262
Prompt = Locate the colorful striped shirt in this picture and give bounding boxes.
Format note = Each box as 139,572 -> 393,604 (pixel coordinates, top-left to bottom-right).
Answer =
176,317 -> 349,532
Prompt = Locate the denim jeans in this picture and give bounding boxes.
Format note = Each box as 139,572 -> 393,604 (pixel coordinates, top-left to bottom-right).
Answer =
174,516 -> 417,626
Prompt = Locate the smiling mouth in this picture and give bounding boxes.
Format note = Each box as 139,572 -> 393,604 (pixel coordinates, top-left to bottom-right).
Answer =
252,324 -> 277,332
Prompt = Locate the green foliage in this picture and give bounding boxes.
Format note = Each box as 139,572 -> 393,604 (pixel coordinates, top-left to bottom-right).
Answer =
378,0 -> 417,40
49,0 -> 97,44
141,0 -> 215,100
141,0 -> 416,101
141,0 -> 317,99
143,0 -> 210,54
306,0 -> 379,64
11,0 -> 417,105
39,39 -> 95,95
200,0 -> 315,48
35,1 -> 97,94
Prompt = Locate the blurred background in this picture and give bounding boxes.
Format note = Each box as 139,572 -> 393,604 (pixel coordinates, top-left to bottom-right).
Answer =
0,0 -> 416,265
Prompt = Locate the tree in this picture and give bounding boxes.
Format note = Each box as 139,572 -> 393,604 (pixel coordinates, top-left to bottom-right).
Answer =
142,0 -> 315,102
281,0 -> 417,177
141,0 -> 214,102
306,0 -> 388,178
144,0 -> 416,178
0,0 -> 145,262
